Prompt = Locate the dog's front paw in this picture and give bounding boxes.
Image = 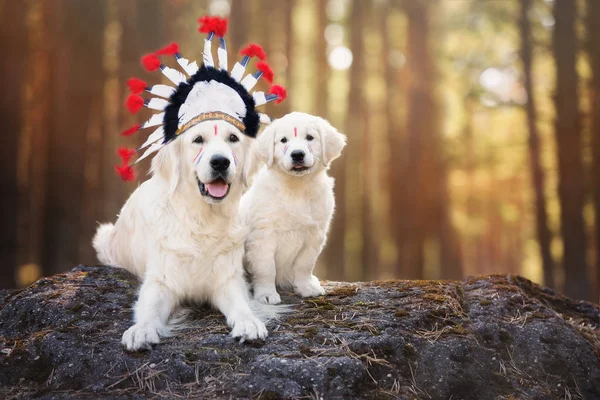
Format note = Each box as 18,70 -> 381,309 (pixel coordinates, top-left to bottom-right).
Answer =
230,316 -> 268,342
294,276 -> 326,298
254,286 -> 281,305
122,323 -> 160,351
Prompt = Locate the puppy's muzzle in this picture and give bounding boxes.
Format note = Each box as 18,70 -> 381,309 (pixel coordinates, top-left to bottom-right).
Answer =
291,150 -> 305,163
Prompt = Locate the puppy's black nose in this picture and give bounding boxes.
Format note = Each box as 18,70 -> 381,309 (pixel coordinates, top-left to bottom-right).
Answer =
291,150 -> 305,162
210,155 -> 231,172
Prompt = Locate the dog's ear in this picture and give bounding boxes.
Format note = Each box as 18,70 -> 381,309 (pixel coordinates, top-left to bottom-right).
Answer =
256,124 -> 276,169
317,117 -> 347,167
151,139 -> 182,193
241,140 -> 260,189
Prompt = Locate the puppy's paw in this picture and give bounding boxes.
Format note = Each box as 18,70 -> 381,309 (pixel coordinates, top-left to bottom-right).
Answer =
122,323 -> 160,351
230,316 -> 268,342
254,286 -> 281,305
295,276 -> 326,298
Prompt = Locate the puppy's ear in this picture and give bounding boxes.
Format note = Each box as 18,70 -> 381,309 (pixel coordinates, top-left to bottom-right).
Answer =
317,118 -> 347,167
256,124 -> 276,169
151,139 -> 182,193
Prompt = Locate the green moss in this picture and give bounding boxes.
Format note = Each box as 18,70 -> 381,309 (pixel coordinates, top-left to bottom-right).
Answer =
303,326 -> 318,339
67,303 -> 83,313
306,298 -> 335,311
423,293 -> 447,303
479,299 -> 492,306
328,286 -> 358,297
395,309 -> 409,318
403,343 -> 417,359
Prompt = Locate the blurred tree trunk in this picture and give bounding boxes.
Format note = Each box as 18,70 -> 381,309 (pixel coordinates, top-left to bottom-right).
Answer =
315,0 -> 328,117
520,0 -> 555,289
344,0 -> 366,281
587,0 -> 600,300
0,1 -> 29,288
400,0 -> 438,279
552,0 -> 590,300
43,0 -> 107,274
16,0 -> 54,287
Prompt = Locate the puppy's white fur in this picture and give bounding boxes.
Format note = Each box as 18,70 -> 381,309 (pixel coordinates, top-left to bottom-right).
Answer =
240,112 -> 346,304
93,120 -> 267,351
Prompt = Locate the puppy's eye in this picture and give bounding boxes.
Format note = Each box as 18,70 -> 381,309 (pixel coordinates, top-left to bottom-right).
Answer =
229,134 -> 239,143
306,135 -> 314,141
281,137 -> 288,143
193,136 -> 204,144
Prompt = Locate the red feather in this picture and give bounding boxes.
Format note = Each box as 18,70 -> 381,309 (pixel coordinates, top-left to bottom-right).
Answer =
198,16 -> 228,36
115,164 -> 135,182
213,18 -> 228,37
141,54 -> 161,72
256,61 -> 274,83
155,42 -> 180,56
240,44 -> 267,60
198,16 -> 212,33
126,78 -> 147,94
120,124 -> 141,136
117,147 -> 136,164
126,95 -> 144,114
269,85 -> 287,104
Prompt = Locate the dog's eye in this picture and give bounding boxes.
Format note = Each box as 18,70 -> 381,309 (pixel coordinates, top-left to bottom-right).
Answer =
229,134 -> 239,143
281,137 -> 287,143
306,135 -> 314,141
193,136 -> 204,144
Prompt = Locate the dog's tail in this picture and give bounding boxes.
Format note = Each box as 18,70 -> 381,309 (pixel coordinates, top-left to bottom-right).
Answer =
92,223 -> 116,266
249,300 -> 292,323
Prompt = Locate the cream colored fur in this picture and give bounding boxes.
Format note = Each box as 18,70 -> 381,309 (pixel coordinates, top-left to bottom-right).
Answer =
240,112 -> 347,304
93,120 -> 268,351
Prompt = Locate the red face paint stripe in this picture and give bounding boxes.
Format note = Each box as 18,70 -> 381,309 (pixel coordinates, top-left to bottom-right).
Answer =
193,147 -> 203,163
214,125 -> 218,136
294,127 -> 297,137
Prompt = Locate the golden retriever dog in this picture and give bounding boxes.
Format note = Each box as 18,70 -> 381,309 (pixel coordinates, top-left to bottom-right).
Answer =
240,112 -> 347,304
93,119 -> 271,351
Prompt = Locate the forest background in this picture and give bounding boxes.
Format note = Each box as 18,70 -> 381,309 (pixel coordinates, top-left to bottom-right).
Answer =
1,0 -> 599,303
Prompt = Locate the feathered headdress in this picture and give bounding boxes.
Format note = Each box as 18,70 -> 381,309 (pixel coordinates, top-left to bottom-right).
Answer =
116,16 -> 287,181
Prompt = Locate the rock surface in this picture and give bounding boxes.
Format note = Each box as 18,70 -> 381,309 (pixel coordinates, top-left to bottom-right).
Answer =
0,266 -> 599,399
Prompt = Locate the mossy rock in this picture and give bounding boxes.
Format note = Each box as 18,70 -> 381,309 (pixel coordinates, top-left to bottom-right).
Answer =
0,266 -> 599,399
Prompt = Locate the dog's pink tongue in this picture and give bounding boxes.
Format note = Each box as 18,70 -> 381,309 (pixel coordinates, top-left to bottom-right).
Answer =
206,181 -> 228,198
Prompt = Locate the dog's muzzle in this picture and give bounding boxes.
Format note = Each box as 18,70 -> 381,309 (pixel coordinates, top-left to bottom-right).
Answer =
197,176 -> 231,200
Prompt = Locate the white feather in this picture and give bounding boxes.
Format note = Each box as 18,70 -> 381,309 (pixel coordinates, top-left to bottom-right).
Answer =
161,66 -> 186,85
203,39 -> 214,68
241,74 -> 258,91
258,113 -> 271,124
148,85 -> 175,98
140,126 -> 165,150
230,63 -> 245,81
140,113 -> 165,129
146,98 -> 169,111
177,57 -> 199,76
218,47 -> 228,71
134,141 -> 163,164
253,92 -> 267,106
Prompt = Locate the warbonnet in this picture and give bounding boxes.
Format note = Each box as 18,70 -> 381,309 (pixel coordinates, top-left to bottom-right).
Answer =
114,16 -> 287,181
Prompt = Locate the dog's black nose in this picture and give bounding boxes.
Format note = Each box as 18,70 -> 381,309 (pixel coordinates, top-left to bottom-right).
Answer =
210,155 -> 231,172
291,150 -> 305,162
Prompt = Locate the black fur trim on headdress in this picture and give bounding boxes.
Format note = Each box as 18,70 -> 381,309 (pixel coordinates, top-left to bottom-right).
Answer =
163,66 -> 260,142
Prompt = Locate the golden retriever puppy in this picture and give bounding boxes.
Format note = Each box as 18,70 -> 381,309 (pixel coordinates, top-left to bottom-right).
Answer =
240,112 -> 346,304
